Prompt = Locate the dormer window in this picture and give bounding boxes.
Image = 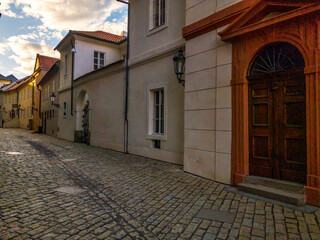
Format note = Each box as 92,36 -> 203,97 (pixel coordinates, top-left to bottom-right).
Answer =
94,51 -> 105,70
150,0 -> 165,30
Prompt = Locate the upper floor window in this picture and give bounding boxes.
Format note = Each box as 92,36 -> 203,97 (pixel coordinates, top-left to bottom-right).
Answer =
94,51 -> 105,70
151,0 -> 165,30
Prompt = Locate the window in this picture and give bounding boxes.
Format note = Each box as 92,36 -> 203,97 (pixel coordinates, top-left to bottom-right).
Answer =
64,54 -> 68,76
151,0 -> 165,30
53,109 -> 55,119
94,51 -> 105,70
63,102 -> 67,118
152,89 -> 164,134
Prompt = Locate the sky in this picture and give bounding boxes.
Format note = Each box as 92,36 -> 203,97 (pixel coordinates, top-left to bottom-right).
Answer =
0,0 -> 128,79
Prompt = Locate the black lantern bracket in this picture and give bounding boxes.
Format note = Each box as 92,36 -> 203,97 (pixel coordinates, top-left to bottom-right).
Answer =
50,92 -> 60,108
173,49 -> 185,87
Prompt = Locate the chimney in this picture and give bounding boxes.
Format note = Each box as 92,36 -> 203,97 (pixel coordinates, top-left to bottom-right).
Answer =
121,31 -> 128,37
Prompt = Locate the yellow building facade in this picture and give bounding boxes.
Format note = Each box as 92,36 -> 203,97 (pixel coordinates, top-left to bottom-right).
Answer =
31,54 -> 59,131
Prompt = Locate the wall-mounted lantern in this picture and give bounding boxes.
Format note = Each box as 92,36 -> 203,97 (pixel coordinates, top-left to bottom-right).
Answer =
50,92 -> 59,108
173,49 -> 185,86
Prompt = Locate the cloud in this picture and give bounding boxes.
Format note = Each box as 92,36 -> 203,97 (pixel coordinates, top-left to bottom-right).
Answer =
0,0 -> 128,77
14,0 -> 128,34
2,33 -> 59,75
1,0 -> 22,18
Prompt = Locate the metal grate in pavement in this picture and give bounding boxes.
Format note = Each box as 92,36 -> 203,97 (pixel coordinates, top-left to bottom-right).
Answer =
61,158 -> 78,162
1,151 -> 24,155
196,209 -> 236,224
55,186 -> 85,195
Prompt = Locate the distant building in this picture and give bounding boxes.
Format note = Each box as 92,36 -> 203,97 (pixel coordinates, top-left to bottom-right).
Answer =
0,74 -> 17,88
0,76 -> 31,128
31,54 -> 59,131
37,61 -> 60,136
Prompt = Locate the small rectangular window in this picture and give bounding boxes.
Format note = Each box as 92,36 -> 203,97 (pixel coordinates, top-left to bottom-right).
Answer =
94,51 -> 105,70
64,102 -> 67,118
153,139 -> 161,149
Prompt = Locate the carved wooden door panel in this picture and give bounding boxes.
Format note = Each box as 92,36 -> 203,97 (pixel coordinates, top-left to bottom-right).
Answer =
249,80 -> 274,178
277,75 -> 306,184
249,72 -> 307,184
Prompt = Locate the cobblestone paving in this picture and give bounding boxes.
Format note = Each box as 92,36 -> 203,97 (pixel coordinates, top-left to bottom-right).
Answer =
1,128 -> 320,239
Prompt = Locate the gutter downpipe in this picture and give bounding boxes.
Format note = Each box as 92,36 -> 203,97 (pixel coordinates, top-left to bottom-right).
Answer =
16,89 -> 19,119
117,0 -> 130,154
71,45 -> 75,116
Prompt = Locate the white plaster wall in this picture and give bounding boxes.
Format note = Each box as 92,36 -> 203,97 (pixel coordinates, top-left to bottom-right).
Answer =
129,0 -> 186,62
74,40 -> 123,79
57,90 -> 75,141
59,49 -> 71,90
184,0 -> 237,184
128,54 -> 185,165
58,64 -> 125,152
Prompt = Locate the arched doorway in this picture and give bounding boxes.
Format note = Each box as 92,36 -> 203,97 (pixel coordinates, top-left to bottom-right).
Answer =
76,91 -> 90,145
247,42 -> 306,184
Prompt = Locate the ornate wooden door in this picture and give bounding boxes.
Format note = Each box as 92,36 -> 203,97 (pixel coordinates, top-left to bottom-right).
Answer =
249,71 -> 306,184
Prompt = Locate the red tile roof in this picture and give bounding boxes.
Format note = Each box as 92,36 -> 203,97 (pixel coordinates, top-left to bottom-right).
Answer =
55,30 -> 126,50
71,30 -> 126,44
37,54 -> 59,70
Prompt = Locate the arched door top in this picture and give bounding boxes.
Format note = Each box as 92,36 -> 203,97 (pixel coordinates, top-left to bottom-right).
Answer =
248,42 -> 305,77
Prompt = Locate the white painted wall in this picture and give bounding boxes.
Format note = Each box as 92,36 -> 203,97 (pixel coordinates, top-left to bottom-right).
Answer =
58,63 -> 125,152
129,0 -> 186,64
127,0 -> 186,164
74,39 -> 123,79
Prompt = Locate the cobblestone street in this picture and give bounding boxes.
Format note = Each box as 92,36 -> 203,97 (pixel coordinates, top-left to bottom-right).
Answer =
0,128 -> 320,239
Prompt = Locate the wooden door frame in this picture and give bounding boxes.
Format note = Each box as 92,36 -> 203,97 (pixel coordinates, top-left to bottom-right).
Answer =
222,14 -> 320,206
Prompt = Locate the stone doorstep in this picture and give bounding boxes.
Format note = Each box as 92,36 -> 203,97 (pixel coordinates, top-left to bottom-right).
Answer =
243,175 -> 305,194
226,186 -> 319,213
238,182 -> 305,206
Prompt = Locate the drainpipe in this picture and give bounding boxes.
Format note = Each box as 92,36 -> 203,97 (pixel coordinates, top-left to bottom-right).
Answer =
37,84 -> 42,132
117,0 -> 130,154
32,78 -> 35,116
71,41 -> 76,116
16,89 -> 19,119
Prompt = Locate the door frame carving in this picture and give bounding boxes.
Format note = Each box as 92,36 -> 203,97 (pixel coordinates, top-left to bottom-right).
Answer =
220,5 -> 320,205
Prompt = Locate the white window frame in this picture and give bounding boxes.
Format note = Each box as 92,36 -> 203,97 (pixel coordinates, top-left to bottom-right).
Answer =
146,83 -> 167,140
94,51 -> 105,70
148,0 -> 168,36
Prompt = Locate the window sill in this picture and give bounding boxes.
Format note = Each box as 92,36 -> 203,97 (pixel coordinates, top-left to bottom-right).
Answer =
146,134 -> 167,141
147,24 -> 168,37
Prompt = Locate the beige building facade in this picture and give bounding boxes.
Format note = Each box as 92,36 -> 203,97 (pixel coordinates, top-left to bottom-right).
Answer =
127,0 -> 185,164
18,78 -> 34,129
183,0 -> 237,184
